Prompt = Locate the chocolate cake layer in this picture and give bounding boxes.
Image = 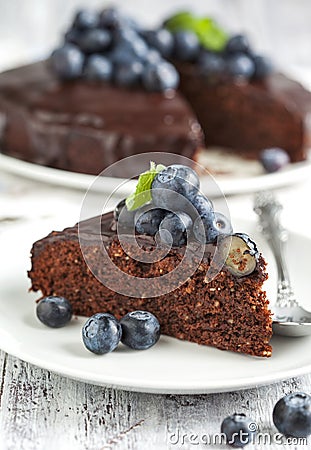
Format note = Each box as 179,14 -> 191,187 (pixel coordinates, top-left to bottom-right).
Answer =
0,61 -> 203,176
28,212 -> 273,357
177,62 -> 311,162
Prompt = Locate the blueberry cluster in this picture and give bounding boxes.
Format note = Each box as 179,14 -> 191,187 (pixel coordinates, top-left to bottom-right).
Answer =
36,297 -> 160,354
51,7 -> 179,92
221,392 -> 311,447
51,8 -> 273,90
116,164 -> 259,277
197,34 -> 273,81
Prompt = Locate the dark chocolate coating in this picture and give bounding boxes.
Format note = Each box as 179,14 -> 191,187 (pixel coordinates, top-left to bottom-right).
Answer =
0,61 -> 203,176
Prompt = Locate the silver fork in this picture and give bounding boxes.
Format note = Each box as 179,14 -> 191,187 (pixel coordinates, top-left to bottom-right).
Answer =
254,191 -> 311,337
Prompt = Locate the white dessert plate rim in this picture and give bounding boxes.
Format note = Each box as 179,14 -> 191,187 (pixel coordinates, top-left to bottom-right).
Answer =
0,152 -> 310,197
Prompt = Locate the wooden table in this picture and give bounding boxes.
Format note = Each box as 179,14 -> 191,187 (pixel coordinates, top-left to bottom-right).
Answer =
1,172 -> 311,450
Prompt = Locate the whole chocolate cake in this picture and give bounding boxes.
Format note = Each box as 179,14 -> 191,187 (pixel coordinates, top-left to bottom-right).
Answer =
0,8 -> 310,175
28,163 -> 273,357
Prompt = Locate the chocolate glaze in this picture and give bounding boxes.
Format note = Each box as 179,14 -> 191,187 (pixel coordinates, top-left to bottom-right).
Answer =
0,61 -> 203,176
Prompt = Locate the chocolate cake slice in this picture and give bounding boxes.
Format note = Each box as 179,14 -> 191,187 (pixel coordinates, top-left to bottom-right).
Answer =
28,210 -> 273,357
0,61 -> 202,176
177,63 -> 311,163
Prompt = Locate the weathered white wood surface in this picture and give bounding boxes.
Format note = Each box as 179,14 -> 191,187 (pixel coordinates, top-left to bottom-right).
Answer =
0,350 -> 310,450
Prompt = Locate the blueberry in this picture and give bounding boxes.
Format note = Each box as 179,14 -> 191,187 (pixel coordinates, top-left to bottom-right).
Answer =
143,29 -> 174,58
227,53 -> 255,79
221,234 -> 258,277
114,61 -> 143,87
64,28 -> 81,46
151,165 -> 199,210
225,34 -> 251,54
114,198 -> 136,228
36,296 -> 72,328
82,313 -> 122,355
51,44 -> 84,80
260,147 -> 290,173
234,233 -> 259,258
84,55 -> 112,81
144,49 -> 163,66
193,210 -> 232,244
198,52 -> 226,78
99,7 -> 123,30
273,392 -> 311,438
115,28 -> 149,61
142,62 -> 179,92
78,28 -> 112,53
173,30 -> 200,62
159,212 -> 192,247
221,413 -> 256,447
73,9 -> 100,30
191,194 -> 214,220
135,208 -> 167,236
252,55 -> 273,79
120,310 -> 160,350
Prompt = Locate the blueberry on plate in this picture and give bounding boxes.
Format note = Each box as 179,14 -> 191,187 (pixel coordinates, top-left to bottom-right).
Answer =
225,34 -> 251,55
273,392 -> 311,438
260,147 -> 290,173
142,61 -> 179,92
143,28 -> 174,58
221,413 -> 256,447
73,9 -> 100,31
135,208 -> 167,236
193,212 -> 232,244
198,52 -> 226,78
151,164 -> 199,210
158,212 -> 192,247
78,28 -> 112,54
114,61 -> 143,87
36,296 -> 72,328
173,30 -> 200,62
120,310 -> 160,350
220,233 -> 258,277
252,54 -> 273,79
227,53 -> 255,79
82,313 -> 122,355
51,44 -> 84,80
84,54 -> 113,81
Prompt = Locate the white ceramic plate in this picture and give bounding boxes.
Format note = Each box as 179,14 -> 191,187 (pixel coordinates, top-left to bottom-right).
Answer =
0,152 -> 310,197
0,216 -> 310,394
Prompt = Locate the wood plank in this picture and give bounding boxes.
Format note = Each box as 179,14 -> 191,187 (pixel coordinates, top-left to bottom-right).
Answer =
0,351 -> 310,449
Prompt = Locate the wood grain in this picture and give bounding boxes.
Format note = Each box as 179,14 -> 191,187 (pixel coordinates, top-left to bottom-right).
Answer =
0,350 -> 310,450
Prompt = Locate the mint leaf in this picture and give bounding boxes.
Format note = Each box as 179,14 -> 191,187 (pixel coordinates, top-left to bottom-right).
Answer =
125,162 -> 166,211
165,12 -> 228,52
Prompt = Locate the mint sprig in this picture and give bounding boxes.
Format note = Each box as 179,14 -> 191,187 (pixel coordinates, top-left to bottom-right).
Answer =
164,12 -> 228,52
125,162 -> 166,211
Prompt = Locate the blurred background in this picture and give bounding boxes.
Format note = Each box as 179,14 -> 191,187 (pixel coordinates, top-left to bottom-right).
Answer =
0,0 -> 310,80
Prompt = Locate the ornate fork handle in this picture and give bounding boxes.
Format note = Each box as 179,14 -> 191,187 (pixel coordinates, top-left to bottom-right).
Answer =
254,192 -> 297,309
